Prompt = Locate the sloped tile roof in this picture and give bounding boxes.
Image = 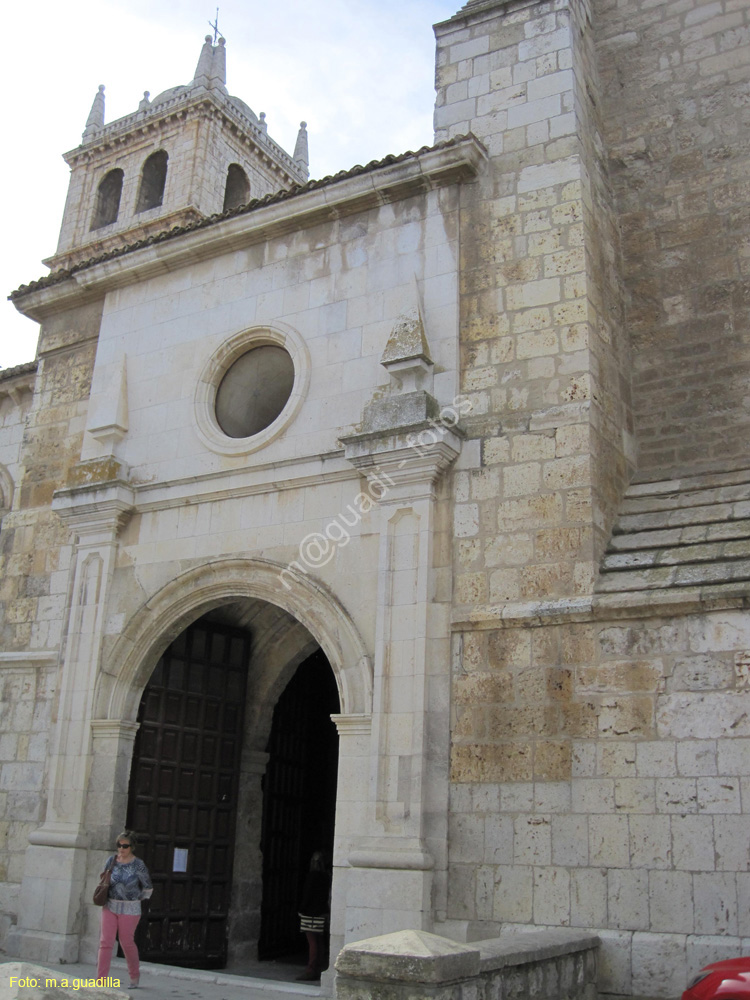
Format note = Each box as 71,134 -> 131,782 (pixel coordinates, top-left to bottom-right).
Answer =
10,136 -> 475,302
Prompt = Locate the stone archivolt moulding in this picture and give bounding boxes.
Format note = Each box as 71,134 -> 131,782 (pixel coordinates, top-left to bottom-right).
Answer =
194,322 -> 310,456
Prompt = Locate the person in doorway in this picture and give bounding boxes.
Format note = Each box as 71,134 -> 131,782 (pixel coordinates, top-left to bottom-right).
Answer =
296,850 -> 331,981
96,830 -> 153,989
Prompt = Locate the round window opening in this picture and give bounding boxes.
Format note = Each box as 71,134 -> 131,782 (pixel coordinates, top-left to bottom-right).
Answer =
215,344 -> 295,438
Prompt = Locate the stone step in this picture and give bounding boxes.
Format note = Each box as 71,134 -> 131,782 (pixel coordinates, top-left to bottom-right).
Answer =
614,500 -> 750,535
626,467 -> 750,498
620,482 -> 750,516
595,557 -> 750,593
601,538 -> 750,571
608,518 -> 750,552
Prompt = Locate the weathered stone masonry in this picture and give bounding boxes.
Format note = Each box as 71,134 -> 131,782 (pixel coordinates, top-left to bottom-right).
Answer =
0,0 -> 749,996
439,0 -> 750,995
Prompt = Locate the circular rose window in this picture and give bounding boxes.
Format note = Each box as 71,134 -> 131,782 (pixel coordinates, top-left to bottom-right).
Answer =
214,345 -> 295,438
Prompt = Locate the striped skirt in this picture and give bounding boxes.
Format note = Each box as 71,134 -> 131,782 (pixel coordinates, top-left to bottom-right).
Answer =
299,913 -> 327,934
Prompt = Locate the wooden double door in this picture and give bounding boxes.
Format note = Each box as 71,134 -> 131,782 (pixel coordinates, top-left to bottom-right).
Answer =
126,621 -> 340,968
127,621 -> 250,968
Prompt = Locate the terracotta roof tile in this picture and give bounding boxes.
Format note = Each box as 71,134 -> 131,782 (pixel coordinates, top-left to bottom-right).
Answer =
0,360 -> 38,381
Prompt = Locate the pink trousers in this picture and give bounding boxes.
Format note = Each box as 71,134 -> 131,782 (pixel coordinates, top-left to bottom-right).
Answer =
96,907 -> 141,982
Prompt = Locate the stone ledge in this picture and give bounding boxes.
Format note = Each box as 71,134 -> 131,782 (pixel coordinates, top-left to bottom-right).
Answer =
476,929 -> 600,972
335,929 -> 599,1000
335,930 -> 480,985
452,584 -> 750,629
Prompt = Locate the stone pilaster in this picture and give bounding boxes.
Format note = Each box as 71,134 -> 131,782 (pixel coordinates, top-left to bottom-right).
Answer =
341,400 -> 460,936
10,473 -> 133,962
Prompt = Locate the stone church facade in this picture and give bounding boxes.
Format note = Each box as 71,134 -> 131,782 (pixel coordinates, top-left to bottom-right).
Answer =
1,0 -> 749,995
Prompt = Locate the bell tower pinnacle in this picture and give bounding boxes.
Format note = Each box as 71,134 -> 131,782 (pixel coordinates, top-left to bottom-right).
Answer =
47,36 -> 310,272
82,85 -> 105,142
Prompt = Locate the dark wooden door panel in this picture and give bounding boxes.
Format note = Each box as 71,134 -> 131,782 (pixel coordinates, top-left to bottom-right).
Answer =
127,622 -> 250,969
258,650 -> 340,960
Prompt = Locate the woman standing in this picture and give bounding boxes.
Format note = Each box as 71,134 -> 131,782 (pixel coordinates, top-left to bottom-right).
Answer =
96,830 -> 153,989
296,851 -> 331,981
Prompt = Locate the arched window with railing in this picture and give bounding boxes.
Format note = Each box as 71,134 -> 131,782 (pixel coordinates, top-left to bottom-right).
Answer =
223,163 -> 250,212
90,168 -> 124,230
136,150 -> 169,213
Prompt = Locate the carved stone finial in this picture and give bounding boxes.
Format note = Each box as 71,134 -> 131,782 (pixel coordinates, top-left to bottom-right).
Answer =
82,85 -> 105,142
294,121 -> 309,177
209,35 -> 227,90
380,276 -> 433,393
192,34 -> 227,91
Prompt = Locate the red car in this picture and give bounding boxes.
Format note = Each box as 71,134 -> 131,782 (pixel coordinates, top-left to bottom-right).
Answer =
683,959 -> 750,1000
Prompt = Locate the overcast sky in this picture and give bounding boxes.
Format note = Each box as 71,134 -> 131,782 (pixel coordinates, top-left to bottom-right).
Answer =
0,0 -> 459,370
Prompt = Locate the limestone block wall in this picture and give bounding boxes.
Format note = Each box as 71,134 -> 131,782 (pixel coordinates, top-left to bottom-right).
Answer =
437,2 -> 750,994
0,303 -> 101,655
0,304 -> 100,946
191,110 -> 287,212
597,0 -> 750,475
0,368 -> 35,519
435,0 -> 632,620
0,663 -> 55,944
447,607 -> 750,996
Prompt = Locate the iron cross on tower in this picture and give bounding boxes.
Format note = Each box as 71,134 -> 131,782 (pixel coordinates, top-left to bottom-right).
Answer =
208,8 -> 221,42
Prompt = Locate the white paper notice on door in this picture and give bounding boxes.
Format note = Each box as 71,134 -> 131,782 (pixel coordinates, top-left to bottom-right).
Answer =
173,848 -> 188,872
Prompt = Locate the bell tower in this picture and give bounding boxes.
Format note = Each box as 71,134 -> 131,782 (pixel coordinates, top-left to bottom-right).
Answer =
47,35 -> 310,271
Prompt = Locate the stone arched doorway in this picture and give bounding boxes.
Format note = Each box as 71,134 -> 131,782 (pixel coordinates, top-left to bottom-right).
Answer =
90,559 -> 371,970
96,558 -> 371,723
125,606 -> 341,969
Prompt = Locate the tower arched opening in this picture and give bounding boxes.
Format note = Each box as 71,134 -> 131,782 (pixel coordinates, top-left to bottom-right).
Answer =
90,168 -> 124,229
136,150 -> 169,213
223,163 -> 250,212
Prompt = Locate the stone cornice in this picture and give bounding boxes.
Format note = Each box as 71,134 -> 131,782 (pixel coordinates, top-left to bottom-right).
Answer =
0,362 -> 37,404
51,480 -> 135,537
13,136 -> 487,321
331,714 -> 372,738
90,719 -> 140,740
131,449 -> 350,511
342,423 -> 462,501
0,651 -> 58,667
